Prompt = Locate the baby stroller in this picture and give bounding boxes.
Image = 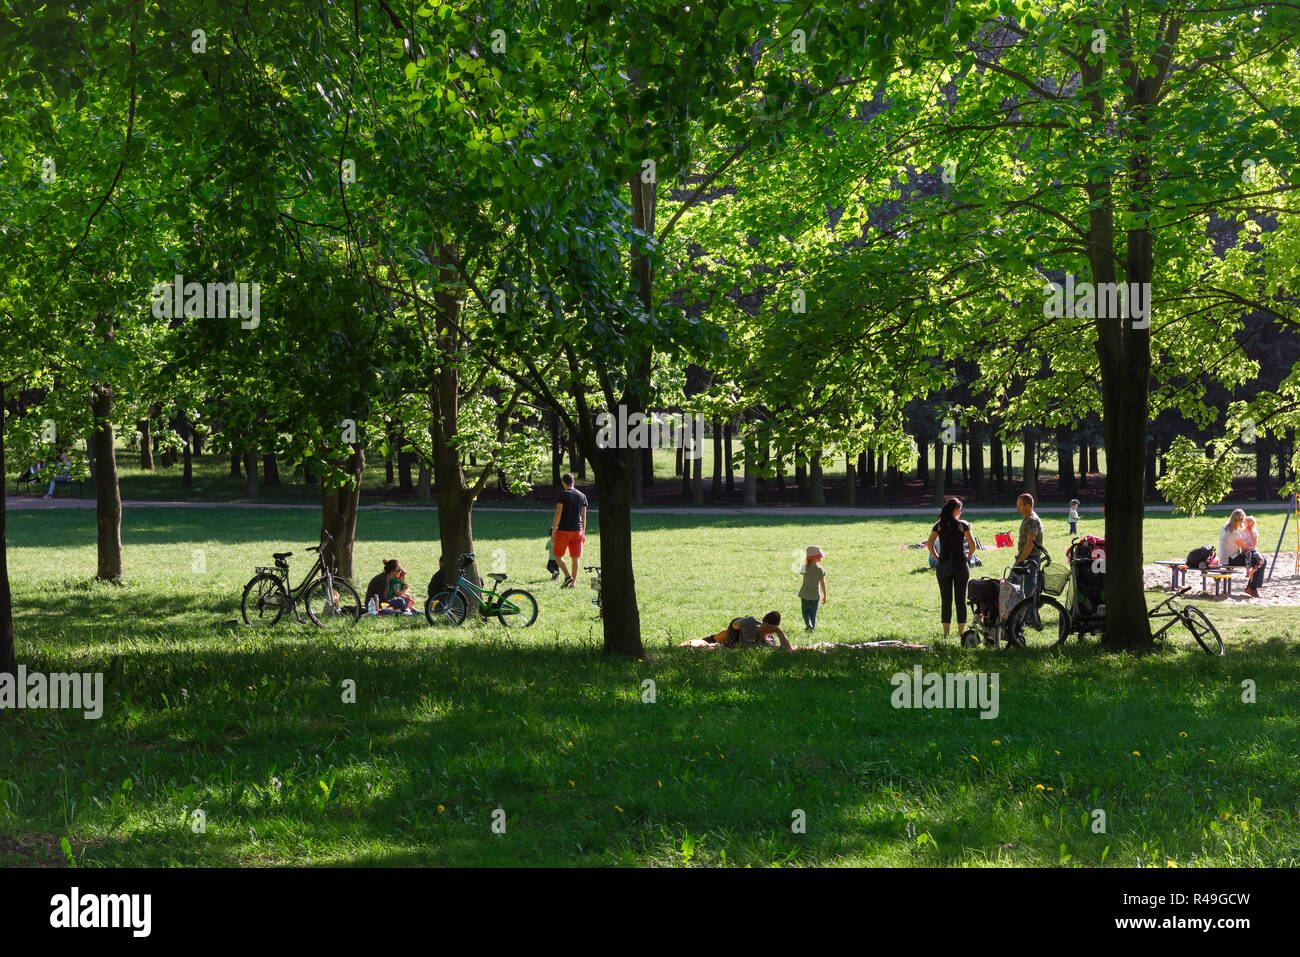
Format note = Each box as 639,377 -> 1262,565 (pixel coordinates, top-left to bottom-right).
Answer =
960,577 -> 1003,647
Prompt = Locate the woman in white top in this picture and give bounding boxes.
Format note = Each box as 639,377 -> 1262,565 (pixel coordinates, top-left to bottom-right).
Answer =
1220,509 -> 1265,597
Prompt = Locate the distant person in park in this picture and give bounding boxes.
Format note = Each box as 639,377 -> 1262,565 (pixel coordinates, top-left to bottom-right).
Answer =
366,559 -> 415,615
1220,509 -> 1266,598
679,611 -> 793,650
550,472 -> 588,588
798,545 -> 828,631
42,451 -> 73,499
1068,499 -> 1081,536
1014,493 -> 1048,600
926,497 -> 979,639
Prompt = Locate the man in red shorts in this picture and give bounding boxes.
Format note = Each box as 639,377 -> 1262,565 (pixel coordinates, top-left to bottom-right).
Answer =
550,472 -> 588,587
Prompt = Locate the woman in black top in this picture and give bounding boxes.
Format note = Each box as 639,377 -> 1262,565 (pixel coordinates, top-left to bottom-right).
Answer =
925,497 -> 979,639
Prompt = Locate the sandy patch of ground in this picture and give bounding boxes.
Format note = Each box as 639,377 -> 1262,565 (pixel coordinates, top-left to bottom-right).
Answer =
1143,564 -> 1300,607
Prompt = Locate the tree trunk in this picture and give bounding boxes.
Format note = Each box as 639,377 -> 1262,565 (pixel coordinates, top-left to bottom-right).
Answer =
887,457 -> 901,496
943,444 -> 953,490
192,430 -> 204,459
160,446 -> 175,469
399,447 -> 414,494
550,411 -> 562,488
724,419 -> 735,492
845,455 -> 856,507
933,440 -> 947,506
1079,439 -> 1089,488
1006,445 -> 1014,484
675,445 -> 683,477
244,450 -> 259,500
229,449 -> 241,478
0,382 -> 16,676
691,441 -> 704,505
743,427 -> 757,507
809,452 -> 825,507
589,442 -> 643,656
641,438 -> 654,489
711,417 -> 722,503
138,418 -> 153,470
417,459 -> 432,503
1145,438 -> 1159,499
916,435 -> 929,485
991,431 -> 1003,493
960,435 -> 968,482
1057,426 -> 1077,499
263,452 -> 280,487
794,443 -> 807,502
385,422 -> 396,486
321,445 -> 364,579
680,444 -> 691,498
1089,444 -> 1099,475
970,423 -> 985,501
91,385 -> 123,580
866,447 -> 876,485
1022,431 -> 1037,497
303,460 -> 316,488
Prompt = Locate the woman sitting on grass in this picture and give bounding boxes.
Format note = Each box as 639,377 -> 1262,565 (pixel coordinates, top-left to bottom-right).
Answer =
680,611 -> 793,651
365,559 -> 416,615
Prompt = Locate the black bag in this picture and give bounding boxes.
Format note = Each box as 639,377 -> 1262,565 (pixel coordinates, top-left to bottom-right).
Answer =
967,577 -> 999,610
1185,545 -> 1215,570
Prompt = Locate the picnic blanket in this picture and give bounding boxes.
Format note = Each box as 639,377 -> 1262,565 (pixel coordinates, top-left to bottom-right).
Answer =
808,640 -> 933,651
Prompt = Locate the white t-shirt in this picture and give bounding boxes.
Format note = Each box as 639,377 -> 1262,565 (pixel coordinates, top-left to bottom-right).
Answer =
1219,524 -> 1242,561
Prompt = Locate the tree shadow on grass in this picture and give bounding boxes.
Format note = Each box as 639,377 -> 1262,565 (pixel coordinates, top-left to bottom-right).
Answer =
3,633 -> 1296,866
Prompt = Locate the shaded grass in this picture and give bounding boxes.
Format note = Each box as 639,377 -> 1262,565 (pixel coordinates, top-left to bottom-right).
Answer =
1,506 -> 1298,866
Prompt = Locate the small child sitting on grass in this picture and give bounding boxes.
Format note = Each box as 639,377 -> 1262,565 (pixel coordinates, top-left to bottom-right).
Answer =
799,545 -> 828,631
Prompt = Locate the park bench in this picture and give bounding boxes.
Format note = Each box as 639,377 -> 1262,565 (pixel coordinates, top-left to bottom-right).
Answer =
1153,561 -> 1188,590
13,468 -> 84,497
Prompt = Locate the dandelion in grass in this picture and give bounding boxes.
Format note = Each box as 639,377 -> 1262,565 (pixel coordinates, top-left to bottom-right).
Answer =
992,740 -> 1001,746
970,755 -> 979,762
615,805 -> 624,813
1132,751 -> 1140,756
1179,732 -> 1188,738
1034,784 -> 1045,791
437,804 -> 445,813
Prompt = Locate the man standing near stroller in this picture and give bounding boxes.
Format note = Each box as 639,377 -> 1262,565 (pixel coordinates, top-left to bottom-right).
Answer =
1014,493 -> 1048,612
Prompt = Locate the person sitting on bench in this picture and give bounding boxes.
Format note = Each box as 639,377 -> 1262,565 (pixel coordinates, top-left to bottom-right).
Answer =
680,611 -> 793,651
42,451 -> 73,499
1220,509 -> 1265,598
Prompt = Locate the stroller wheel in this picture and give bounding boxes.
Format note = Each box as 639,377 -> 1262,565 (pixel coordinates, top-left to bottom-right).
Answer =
960,628 -> 979,648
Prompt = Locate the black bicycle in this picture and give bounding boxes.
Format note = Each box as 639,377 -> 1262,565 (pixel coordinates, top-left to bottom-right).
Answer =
1149,586 -> 1225,655
241,529 -> 362,629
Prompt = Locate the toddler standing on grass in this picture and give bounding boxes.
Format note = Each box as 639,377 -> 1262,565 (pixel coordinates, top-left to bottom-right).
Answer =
799,545 -> 828,631
1068,499 -> 1080,536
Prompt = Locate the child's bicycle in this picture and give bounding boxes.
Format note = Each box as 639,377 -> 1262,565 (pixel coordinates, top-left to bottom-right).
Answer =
424,552 -> 539,628
585,565 -> 602,617
240,529 -> 362,629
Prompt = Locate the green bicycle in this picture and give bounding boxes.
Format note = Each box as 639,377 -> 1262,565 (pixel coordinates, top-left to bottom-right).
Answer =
424,552 -> 539,628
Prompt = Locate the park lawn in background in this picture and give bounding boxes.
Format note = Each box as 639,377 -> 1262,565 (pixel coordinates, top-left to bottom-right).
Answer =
1,507 -> 1296,866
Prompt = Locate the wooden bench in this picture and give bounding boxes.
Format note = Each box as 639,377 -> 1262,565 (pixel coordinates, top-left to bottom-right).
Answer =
1204,572 -> 1236,596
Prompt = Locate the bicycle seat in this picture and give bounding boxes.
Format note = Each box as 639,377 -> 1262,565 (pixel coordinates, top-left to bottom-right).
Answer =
488,572 -> 507,582
273,552 -> 293,561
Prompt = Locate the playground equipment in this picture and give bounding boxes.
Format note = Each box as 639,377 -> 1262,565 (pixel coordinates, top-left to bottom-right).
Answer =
1267,492 -> 1300,582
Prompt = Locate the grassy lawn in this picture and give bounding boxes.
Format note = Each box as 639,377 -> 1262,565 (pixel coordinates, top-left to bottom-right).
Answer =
2,506 -> 1297,866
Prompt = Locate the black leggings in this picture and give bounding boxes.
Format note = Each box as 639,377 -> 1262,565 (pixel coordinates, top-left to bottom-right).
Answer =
937,564 -> 970,625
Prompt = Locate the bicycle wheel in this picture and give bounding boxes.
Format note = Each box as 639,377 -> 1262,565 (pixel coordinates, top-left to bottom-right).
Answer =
241,574 -> 288,627
1180,606 -> 1225,656
1006,595 -> 1071,649
305,576 -> 362,629
425,590 -> 467,626
496,589 -> 538,628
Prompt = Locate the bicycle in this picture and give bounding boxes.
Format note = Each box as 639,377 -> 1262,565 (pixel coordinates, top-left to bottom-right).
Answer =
585,565 -> 602,617
424,552 -> 538,628
1148,586 -> 1224,655
240,529 -> 362,630
1003,555 -> 1073,649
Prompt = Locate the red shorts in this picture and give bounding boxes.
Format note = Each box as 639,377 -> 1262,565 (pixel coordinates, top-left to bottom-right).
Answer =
552,530 -> 583,558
